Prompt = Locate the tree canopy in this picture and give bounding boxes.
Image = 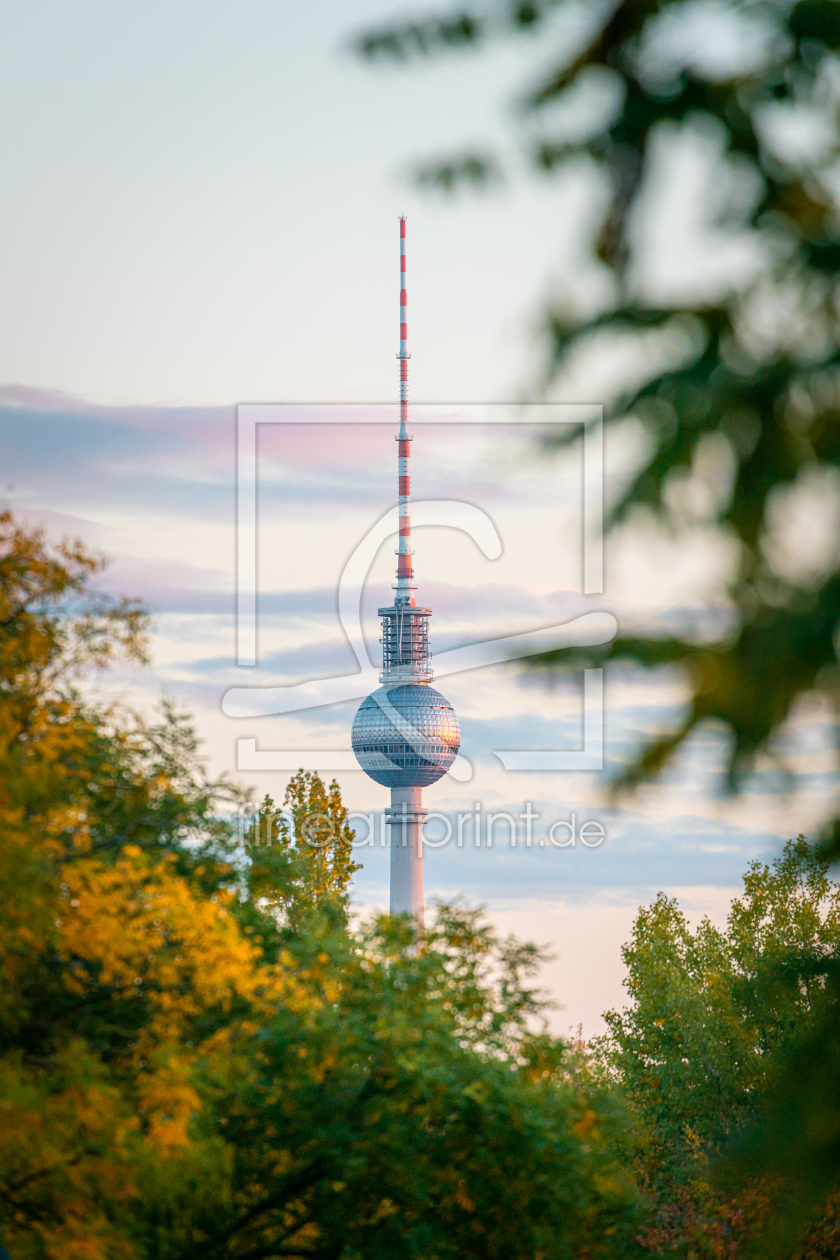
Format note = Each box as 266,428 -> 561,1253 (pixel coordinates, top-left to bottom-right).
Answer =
598,837 -> 840,1255
0,507 -> 642,1259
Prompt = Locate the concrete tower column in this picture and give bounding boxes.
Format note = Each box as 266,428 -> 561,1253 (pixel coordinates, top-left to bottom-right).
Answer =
386,786 -> 427,921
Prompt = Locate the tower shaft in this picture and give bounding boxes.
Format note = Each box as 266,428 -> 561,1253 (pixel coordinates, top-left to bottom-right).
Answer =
386,786 -> 427,923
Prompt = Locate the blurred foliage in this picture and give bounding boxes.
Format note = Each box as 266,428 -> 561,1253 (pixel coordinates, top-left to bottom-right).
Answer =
354,0 -> 840,792
595,838 -> 840,1254
0,510 -> 644,1258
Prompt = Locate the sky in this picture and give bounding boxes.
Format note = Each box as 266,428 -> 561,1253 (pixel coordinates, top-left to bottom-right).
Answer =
1,0 -> 836,1035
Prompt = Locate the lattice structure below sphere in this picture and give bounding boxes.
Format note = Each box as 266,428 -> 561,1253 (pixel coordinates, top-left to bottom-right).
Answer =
351,683 -> 460,788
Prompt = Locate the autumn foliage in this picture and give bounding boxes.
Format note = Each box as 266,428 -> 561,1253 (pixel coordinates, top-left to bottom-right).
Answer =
6,507 -> 840,1257
0,509 -> 641,1258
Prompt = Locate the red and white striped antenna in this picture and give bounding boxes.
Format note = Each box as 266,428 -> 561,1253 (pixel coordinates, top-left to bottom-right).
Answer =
394,215 -> 416,606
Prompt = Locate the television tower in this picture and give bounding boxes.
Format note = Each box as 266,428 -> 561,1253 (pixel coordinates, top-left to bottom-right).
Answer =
351,217 -> 460,922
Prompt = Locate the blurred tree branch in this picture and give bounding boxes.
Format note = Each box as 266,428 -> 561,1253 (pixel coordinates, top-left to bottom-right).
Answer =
354,0 -> 840,803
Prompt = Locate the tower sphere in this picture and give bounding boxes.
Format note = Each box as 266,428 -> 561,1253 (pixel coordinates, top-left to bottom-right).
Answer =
352,683 -> 460,788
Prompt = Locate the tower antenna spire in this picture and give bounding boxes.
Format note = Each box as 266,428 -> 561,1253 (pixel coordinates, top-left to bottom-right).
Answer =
395,215 -> 415,605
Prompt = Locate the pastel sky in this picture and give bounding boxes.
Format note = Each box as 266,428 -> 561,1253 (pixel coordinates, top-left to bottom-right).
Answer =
1,1 -> 834,1035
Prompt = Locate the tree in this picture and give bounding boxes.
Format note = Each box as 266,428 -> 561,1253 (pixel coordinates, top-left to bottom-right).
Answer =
604,837 -> 840,1157
244,772 -> 361,935
0,509 -> 644,1259
353,0 -> 840,798
598,838 -> 840,1254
